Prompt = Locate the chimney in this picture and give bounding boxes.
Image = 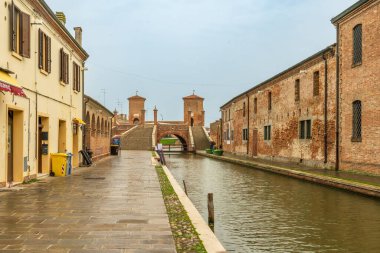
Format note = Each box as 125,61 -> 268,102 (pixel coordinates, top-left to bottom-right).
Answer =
55,12 -> 66,25
74,27 -> 82,46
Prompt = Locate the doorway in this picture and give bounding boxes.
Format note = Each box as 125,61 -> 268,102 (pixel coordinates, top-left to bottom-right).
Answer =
252,129 -> 258,157
191,117 -> 194,127
58,120 -> 66,153
7,111 -> 13,183
72,125 -> 79,168
7,109 -> 24,183
38,116 -> 49,174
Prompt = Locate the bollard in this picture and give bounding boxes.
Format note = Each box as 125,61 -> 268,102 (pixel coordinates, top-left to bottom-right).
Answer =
208,193 -> 214,231
183,180 -> 188,196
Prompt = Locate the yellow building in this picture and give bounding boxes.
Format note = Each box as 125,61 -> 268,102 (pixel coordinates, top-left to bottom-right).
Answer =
0,0 -> 89,187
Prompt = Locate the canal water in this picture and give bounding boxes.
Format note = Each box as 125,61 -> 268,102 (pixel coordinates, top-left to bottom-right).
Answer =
166,153 -> 380,253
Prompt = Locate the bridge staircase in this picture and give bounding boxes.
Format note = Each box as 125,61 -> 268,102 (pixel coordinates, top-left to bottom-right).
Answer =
120,125 -> 154,150
192,126 -> 211,151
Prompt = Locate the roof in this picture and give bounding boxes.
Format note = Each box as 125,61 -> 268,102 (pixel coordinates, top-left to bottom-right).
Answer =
37,0 -> 89,60
183,94 -> 204,100
84,95 -> 113,116
331,0 -> 372,24
128,95 -> 146,100
221,44 -> 336,109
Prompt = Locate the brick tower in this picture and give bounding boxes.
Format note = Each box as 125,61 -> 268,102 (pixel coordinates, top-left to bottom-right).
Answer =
183,92 -> 205,126
128,94 -> 146,125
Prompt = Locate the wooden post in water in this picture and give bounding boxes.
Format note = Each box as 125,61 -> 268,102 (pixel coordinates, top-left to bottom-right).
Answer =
208,193 -> 214,231
183,180 -> 188,196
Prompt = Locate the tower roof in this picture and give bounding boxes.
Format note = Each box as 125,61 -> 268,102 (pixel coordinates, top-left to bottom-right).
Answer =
128,95 -> 146,100
183,94 -> 204,100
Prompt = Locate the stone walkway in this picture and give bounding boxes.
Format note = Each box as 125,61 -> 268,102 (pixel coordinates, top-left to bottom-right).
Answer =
0,151 -> 176,253
198,151 -> 380,198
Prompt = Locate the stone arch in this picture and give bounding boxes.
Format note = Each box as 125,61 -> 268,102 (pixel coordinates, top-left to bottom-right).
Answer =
157,131 -> 189,151
85,111 -> 91,148
101,118 -> 105,135
91,114 -> 96,137
96,116 -> 100,137
133,118 -> 139,125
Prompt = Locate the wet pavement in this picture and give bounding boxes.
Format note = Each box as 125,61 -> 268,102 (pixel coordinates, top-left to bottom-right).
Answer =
0,151 -> 176,253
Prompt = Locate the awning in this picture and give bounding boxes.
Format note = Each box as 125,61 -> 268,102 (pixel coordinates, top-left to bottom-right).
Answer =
0,70 -> 27,98
73,118 -> 86,125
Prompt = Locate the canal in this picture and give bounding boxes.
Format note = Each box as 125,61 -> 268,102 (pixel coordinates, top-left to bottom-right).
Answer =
166,153 -> 380,253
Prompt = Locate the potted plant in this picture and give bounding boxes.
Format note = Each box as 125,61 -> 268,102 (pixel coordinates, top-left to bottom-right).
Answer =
213,149 -> 224,156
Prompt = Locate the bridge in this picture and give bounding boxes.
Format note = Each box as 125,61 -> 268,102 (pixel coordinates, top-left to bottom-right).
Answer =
112,93 -> 211,152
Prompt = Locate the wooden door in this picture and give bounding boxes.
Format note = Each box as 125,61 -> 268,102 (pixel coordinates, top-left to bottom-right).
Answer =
252,129 -> 258,157
7,111 -> 13,182
38,118 -> 43,173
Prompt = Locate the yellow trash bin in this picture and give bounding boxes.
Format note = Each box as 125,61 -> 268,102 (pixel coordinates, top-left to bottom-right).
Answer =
51,153 -> 68,177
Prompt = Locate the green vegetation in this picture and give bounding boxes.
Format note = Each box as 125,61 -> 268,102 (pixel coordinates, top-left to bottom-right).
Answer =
160,138 -> 177,145
22,178 -> 39,184
155,164 -> 207,253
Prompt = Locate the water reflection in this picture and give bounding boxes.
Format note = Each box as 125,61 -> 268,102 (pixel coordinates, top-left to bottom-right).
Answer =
166,153 -> 380,253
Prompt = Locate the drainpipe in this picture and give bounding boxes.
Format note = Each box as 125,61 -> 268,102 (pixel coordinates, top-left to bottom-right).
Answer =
323,53 -> 328,164
83,96 -> 89,151
335,25 -> 340,171
246,93 -> 250,155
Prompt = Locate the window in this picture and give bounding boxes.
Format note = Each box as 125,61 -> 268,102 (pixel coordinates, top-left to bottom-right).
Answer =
228,109 -> 231,121
353,24 -> 362,66
38,29 -> 51,73
254,97 -> 257,114
352,100 -> 362,141
295,79 -> 300,102
73,62 -> 81,92
242,128 -> 248,141
10,3 -> 30,57
243,102 -> 246,117
268,92 -> 272,111
313,71 -> 320,96
264,125 -> 271,141
60,49 -> 69,84
299,120 -> 312,139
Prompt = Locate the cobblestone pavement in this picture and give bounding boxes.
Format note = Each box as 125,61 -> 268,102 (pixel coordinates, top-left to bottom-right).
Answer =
0,151 -> 176,253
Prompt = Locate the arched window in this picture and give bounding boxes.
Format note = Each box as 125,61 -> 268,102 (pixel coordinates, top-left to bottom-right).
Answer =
96,116 -> 100,136
295,79 -> 300,102
243,102 -> 246,117
101,118 -> 104,135
268,92 -> 272,111
91,114 -> 95,137
353,24 -> 362,66
352,100 -> 362,142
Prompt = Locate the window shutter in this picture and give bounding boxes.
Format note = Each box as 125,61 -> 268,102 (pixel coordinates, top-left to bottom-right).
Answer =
78,66 -> 81,92
60,49 -> 63,81
73,63 -> 75,91
38,29 -> 43,69
47,36 -> 51,73
10,2 -> 16,51
21,12 -> 30,58
66,54 -> 69,84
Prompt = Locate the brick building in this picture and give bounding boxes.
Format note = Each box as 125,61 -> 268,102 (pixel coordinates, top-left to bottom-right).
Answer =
0,0 -> 88,186
220,46 -> 337,169
84,95 -> 113,161
214,0 -> 380,174
183,94 -> 205,127
332,0 -> 380,174
128,94 -> 146,125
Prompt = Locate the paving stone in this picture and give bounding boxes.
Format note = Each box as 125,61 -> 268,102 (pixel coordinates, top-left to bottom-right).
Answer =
0,151 -> 176,252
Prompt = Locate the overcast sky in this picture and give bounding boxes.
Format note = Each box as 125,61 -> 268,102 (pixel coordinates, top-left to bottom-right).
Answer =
46,0 -> 356,125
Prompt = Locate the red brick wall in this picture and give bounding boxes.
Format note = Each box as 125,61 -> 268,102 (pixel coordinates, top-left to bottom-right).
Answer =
337,1 -> 380,174
222,49 -> 337,169
183,98 -> 205,126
